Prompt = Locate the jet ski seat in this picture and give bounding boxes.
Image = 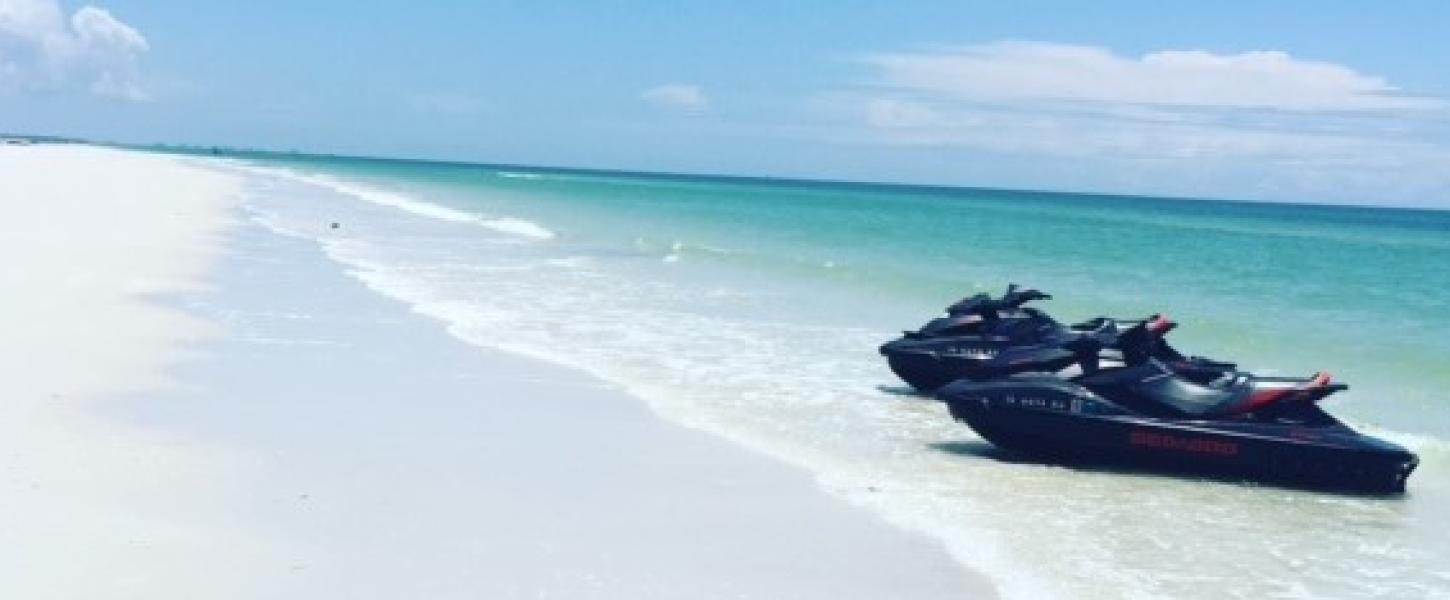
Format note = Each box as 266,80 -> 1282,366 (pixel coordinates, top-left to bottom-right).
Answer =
1136,366 -> 1338,418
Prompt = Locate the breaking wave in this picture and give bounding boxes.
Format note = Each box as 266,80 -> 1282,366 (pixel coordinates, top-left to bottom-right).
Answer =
231,163 -> 556,240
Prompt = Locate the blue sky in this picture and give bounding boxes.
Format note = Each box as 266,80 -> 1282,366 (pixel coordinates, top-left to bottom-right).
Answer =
3,1 -> 1449,207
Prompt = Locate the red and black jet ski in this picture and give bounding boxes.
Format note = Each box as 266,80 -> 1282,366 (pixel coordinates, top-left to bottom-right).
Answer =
935,317 -> 1419,493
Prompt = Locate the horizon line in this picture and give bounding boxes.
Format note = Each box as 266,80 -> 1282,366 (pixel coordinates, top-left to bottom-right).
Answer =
64,135 -> 1449,215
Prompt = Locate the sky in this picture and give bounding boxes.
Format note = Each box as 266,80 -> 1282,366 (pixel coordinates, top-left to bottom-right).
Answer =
3,1 -> 1449,207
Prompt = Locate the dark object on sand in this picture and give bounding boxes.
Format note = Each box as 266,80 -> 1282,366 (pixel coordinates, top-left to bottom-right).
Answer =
935,317 -> 1418,494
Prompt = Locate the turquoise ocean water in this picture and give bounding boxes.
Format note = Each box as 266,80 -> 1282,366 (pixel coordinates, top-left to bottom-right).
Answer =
197,149 -> 1450,599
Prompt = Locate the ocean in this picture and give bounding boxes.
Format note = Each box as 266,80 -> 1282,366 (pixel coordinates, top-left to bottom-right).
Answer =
190,149 -> 1450,599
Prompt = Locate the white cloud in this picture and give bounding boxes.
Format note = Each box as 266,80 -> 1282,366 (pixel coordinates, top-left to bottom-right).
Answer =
862,41 -> 1442,112
823,93 -> 1405,160
864,97 -> 943,129
808,40 -> 1450,204
0,0 -> 149,100
814,90 -> 1450,203
641,83 -> 709,113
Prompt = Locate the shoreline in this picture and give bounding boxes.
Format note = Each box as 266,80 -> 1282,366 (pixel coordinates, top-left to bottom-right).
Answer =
1,145 -> 995,598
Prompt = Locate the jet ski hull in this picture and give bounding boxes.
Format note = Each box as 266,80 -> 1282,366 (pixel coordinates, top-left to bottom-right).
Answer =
938,378 -> 1419,494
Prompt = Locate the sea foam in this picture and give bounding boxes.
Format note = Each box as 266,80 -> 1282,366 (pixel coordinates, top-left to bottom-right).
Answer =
232,163 -> 556,240
496,171 -> 545,180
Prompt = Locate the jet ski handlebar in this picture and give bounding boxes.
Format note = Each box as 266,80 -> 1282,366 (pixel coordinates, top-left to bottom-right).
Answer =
998,284 -> 1052,308
1113,314 -> 1175,366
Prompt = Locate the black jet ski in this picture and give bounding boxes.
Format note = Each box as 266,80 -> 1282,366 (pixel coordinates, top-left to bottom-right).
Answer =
880,284 -> 1079,391
936,317 -> 1419,493
881,285 -> 1231,391
881,314 -> 1233,391
907,284 -> 1056,339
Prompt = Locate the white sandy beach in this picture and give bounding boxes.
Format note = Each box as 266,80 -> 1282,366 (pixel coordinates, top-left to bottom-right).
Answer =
0,145 -> 991,598
0,145 -> 282,597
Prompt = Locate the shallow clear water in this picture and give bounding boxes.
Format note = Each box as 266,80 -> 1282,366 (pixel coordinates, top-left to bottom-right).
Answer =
200,150 -> 1450,599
